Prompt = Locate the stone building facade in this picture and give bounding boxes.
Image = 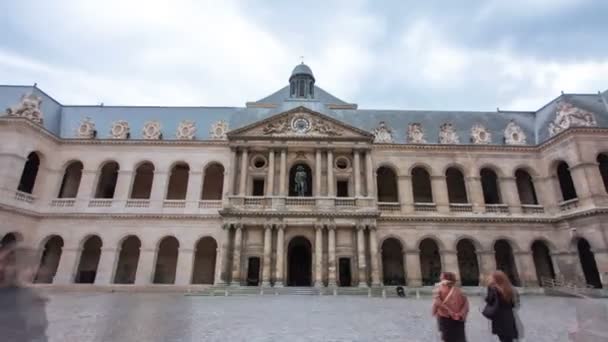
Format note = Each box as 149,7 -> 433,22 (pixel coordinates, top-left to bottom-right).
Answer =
0,64 -> 607,291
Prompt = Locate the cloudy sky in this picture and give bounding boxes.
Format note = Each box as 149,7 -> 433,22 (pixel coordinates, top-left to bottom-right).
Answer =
1,0 -> 607,111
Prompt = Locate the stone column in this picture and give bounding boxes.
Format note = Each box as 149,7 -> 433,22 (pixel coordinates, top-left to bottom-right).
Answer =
533,176 -> 556,213
149,171 -> 169,209
238,149 -> 248,196
214,245 -> 222,285
431,175 -> 450,213
94,248 -> 119,285
53,247 -> 80,284
76,170 -> 97,208
500,176 -> 521,214
175,248 -> 195,285
327,150 -> 335,197
266,149 -> 275,196
327,224 -> 337,286
405,249 -> 422,286
185,170 -> 203,208
275,224 -> 285,287
38,168 -> 63,206
356,224 -> 368,287
353,150 -> 361,197
224,148 -> 237,198
217,224 -> 232,285
476,250 -> 496,285
262,223 -> 272,286
279,149 -> 287,196
314,223 -> 324,287
398,175 -> 414,213
231,224 -> 243,285
570,162 -> 599,208
112,169 -> 133,208
592,249 -> 608,288
515,251 -> 537,287
135,248 -> 156,285
441,250 -> 460,283
368,225 -> 381,286
0,153 -> 26,192
466,176 -> 485,213
365,151 -> 374,198
315,149 -> 322,197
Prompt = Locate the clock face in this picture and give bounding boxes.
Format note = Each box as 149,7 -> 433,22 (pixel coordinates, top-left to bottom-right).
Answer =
291,117 -> 311,133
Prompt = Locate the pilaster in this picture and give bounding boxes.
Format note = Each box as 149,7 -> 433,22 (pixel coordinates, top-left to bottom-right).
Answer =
353,150 -> 361,197
476,250 -> 496,285
368,225 -> 380,286
94,248 -> 119,285
441,250 -> 460,283
500,176 -> 521,214
327,150 -> 335,197
267,149 -> 275,196
327,224 -> 337,287
314,223 -> 324,287
231,224 -> 243,285
149,171 -> 169,209
185,170 -> 203,209
397,175 -> 413,213
113,170 -> 134,208
356,224 -> 368,287
274,224 -> 285,287
175,248 -> 195,285
365,151 -> 374,198
76,170 -> 97,208
466,176 -> 485,213
262,223 -> 272,286
404,250 -> 421,287
431,175 -> 450,213
53,247 -> 80,284
135,248 -> 156,285
238,149 -> 248,196
514,251 -> 537,287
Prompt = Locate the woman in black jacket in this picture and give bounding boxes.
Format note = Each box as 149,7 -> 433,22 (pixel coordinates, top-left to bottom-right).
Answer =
483,271 -> 519,342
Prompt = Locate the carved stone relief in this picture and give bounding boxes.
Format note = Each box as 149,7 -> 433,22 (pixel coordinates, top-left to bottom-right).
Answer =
176,120 -> 196,140
407,123 -> 426,143
5,93 -> 44,124
438,123 -> 459,144
210,120 -> 229,140
371,121 -> 394,143
504,120 -> 527,145
261,113 -> 342,136
142,121 -> 162,140
470,124 -> 491,144
110,120 -> 130,139
548,100 -> 597,137
76,117 -> 96,139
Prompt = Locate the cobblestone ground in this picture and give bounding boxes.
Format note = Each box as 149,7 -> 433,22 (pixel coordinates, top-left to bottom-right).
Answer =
41,292 -> 605,342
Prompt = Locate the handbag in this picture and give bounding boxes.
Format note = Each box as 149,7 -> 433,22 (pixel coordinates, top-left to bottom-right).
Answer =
482,288 -> 499,319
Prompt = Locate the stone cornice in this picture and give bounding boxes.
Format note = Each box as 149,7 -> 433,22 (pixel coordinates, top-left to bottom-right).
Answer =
219,209 -> 380,219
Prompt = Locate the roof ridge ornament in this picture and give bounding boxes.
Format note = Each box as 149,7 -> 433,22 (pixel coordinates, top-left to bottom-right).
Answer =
176,120 -> 196,140
110,120 -> 130,139
76,117 -> 96,139
470,124 -> 491,144
407,123 -> 426,144
548,100 -> 597,137
439,122 -> 459,144
5,93 -> 43,125
142,121 -> 162,140
371,121 -> 394,143
210,120 -> 229,140
504,120 -> 526,145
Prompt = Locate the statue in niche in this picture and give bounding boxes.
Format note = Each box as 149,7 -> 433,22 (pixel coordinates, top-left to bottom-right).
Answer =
293,166 -> 308,196
289,164 -> 312,197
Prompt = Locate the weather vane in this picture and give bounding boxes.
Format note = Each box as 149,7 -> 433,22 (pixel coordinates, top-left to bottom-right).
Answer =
300,55 -> 304,64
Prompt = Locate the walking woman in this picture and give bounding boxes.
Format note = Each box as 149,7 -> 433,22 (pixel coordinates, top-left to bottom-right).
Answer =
432,272 -> 469,342
482,271 -> 519,342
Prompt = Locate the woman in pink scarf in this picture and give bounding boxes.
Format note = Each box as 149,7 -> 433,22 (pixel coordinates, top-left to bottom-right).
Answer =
432,272 -> 469,342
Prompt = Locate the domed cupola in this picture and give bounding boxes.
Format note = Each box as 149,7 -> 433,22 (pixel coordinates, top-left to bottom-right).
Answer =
289,63 -> 315,99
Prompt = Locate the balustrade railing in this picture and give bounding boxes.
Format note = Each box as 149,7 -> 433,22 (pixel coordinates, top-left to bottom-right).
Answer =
559,198 -> 579,211
485,204 -> 509,214
335,198 -> 356,207
414,202 -> 437,212
163,200 -> 186,208
521,204 -> 544,214
199,200 -> 222,208
126,199 -> 151,208
14,190 -> 35,204
449,203 -> 473,213
377,202 -> 401,211
88,199 -> 113,207
50,198 -> 76,207
285,197 -> 315,207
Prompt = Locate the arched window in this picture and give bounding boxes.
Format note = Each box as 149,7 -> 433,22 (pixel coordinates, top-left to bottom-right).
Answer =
376,167 -> 398,202
381,238 -> 405,285
419,238 -> 441,285
494,240 -> 520,286
192,237 -> 218,284
154,236 -> 179,284
446,167 -> 468,203
556,161 -> 577,201
457,239 -> 479,286
289,163 -> 312,197
577,238 -> 602,288
75,236 -> 102,283
597,154 -> 608,193
202,163 -> 224,200
412,167 -> 433,203
166,163 -> 190,200
58,161 -> 83,198
18,152 -> 40,194
515,169 -> 538,205
531,240 -> 555,286
95,162 -> 119,198
35,236 -> 64,284
480,168 -> 501,204
130,162 -> 155,199
114,236 -> 141,284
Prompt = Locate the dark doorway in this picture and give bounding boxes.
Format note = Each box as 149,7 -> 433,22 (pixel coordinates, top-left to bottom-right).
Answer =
457,239 -> 480,286
531,240 -> 555,286
494,240 -> 521,286
339,257 -> 352,287
337,180 -> 349,197
289,164 -> 312,197
288,237 -> 312,286
577,239 -> 602,289
18,152 -> 40,194
420,238 -> 442,285
75,236 -> 102,284
381,238 -> 405,285
252,179 -> 265,196
246,257 -> 260,286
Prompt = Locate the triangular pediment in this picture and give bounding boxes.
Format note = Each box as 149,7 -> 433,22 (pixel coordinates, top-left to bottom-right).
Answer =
228,106 -> 373,141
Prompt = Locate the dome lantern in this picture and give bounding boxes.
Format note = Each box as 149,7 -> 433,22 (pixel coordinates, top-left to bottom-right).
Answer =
289,63 -> 315,99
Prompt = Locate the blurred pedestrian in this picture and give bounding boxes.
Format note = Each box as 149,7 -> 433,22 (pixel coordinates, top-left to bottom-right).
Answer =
482,271 -> 519,342
0,243 -> 49,342
432,272 -> 469,342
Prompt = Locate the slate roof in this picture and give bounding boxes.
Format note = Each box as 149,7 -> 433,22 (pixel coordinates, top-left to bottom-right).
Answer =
1,65 -> 607,145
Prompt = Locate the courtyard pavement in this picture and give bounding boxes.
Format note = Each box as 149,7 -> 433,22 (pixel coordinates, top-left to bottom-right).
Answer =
40,292 -> 605,342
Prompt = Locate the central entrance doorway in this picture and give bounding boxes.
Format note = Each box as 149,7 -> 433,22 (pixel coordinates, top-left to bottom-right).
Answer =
287,236 -> 312,286
338,257 -> 352,287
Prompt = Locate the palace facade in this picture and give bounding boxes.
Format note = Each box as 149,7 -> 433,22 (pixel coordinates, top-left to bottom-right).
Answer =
0,64 -> 607,292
